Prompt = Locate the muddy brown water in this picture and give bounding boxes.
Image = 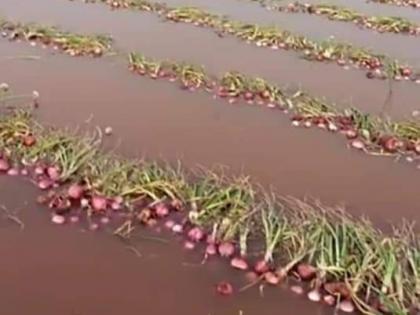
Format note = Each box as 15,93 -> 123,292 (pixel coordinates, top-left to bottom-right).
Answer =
1,41 -> 420,228
0,176 -> 332,315
0,1 -> 419,314
1,0 -> 420,120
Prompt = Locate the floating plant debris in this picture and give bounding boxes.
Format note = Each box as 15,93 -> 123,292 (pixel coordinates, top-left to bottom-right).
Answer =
253,2 -> 420,36
0,18 -> 112,57
69,0 -> 420,83
0,103 -> 419,315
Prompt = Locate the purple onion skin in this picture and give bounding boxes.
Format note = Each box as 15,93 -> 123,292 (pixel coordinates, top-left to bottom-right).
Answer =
218,242 -> 235,257
47,166 -> 61,181
91,195 -> 107,212
155,203 -> 170,218
68,184 -> 84,199
188,227 -> 205,242
0,159 -> 10,172
38,178 -> 53,190
7,168 -> 19,176
254,259 -> 269,274
230,257 -> 248,270
184,240 -> 195,250
205,243 -> 217,256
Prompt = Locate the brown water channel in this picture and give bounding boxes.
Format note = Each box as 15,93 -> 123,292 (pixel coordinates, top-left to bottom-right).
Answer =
0,0 -> 420,120
0,176 -> 333,315
1,41 -> 419,227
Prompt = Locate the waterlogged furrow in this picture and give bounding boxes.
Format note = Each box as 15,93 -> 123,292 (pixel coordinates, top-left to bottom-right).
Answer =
251,1 -> 420,36
73,0 -> 420,83
0,108 -> 418,315
2,19 -> 420,168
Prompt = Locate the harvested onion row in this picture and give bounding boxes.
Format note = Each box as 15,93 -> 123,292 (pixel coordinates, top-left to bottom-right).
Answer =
253,2 -> 420,36
368,0 -> 420,9
251,0 -> 420,9
128,52 -> 420,162
0,107 -> 418,315
2,18 -> 420,164
0,18 -> 112,57
72,0 -> 420,83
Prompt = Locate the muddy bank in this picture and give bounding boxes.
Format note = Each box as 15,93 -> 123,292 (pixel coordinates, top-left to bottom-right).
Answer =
1,0 -> 420,119
0,176 -> 329,315
1,42 -> 420,226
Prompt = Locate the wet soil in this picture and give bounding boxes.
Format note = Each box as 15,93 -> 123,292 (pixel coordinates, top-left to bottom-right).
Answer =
1,41 -> 420,227
0,0 -> 420,120
0,176 -> 330,315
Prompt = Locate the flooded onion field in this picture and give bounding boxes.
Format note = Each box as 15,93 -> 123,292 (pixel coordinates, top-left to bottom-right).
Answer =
0,0 -> 419,314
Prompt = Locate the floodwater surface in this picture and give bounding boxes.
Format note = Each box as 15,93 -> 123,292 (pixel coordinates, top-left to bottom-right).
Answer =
1,0 -> 419,314
0,176 -> 330,315
0,0 -> 420,120
1,41 -> 420,227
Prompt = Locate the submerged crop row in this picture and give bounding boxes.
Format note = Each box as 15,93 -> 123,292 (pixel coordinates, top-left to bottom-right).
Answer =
253,1 -> 420,36
368,0 -> 420,9
127,51 -> 420,164
73,0 -> 420,83
0,18 -> 112,56
2,18 -> 420,168
250,0 -> 420,9
0,103 -> 418,315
